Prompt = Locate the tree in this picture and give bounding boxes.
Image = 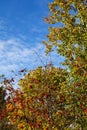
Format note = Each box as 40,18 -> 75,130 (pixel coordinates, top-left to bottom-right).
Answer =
0,86 -> 6,129
0,86 -> 13,130
6,66 -> 74,130
43,0 -> 87,129
0,77 -> 18,130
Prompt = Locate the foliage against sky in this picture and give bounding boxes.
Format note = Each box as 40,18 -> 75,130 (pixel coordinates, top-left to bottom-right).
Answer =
0,0 -> 87,130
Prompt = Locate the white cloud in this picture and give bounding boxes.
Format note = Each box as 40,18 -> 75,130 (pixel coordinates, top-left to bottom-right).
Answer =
0,39 -> 46,75
0,38 -> 64,78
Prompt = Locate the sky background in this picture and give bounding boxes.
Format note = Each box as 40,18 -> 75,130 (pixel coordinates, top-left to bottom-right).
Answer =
0,0 -> 64,78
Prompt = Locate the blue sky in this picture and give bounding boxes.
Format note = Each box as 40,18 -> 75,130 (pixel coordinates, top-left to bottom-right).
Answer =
0,0 -> 64,77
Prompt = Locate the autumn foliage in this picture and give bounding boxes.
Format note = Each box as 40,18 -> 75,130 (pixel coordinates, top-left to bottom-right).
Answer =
0,0 -> 87,129
43,0 -> 87,129
6,66 -> 69,129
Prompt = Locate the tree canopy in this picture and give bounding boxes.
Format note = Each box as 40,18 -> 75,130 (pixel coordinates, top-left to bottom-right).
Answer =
43,0 -> 87,129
